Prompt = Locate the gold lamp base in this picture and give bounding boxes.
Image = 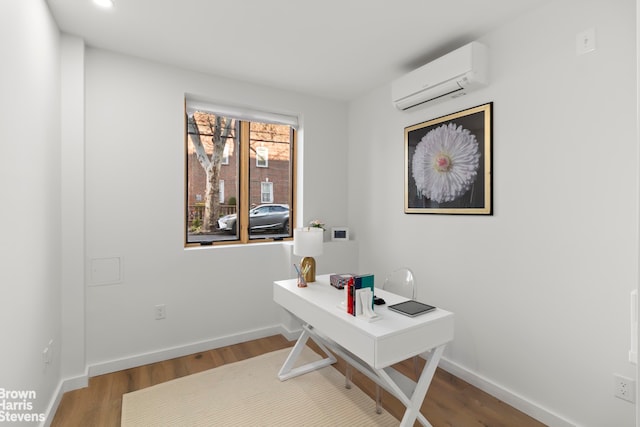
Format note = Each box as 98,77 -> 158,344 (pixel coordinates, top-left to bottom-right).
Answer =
300,256 -> 316,283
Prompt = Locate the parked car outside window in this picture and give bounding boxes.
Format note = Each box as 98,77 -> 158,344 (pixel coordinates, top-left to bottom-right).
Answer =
218,204 -> 289,234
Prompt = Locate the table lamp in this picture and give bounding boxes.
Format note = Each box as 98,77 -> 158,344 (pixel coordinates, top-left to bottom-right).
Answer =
293,227 -> 323,283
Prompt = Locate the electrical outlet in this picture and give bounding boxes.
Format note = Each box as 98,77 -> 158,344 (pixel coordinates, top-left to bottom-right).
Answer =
614,374 -> 636,402
155,304 -> 166,320
48,339 -> 54,363
576,28 -> 596,55
42,339 -> 55,364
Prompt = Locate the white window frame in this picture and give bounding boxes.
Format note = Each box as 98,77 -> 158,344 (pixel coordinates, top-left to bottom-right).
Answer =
256,146 -> 268,168
261,181 -> 273,203
219,180 -> 225,203
221,143 -> 229,165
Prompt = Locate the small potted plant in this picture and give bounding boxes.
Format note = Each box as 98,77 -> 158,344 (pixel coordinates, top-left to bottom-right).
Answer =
308,219 -> 325,231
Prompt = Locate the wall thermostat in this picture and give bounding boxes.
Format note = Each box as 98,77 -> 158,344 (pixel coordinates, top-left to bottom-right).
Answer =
331,227 -> 349,241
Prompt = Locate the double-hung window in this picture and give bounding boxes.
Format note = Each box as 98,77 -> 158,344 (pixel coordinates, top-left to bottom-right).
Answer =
256,147 -> 269,167
261,181 -> 273,203
185,97 -> 297,245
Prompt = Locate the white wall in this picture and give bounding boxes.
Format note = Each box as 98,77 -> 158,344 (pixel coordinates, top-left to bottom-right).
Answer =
0,0 -> 62,420
348,0 -> 637,425
81,49 -> 353,367
60,34 -> 86,386
637,2 -> 640,424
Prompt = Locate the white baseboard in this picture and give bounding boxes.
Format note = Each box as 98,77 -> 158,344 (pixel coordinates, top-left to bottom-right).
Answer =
41,381 -> 64,427
438,357 -> 578,427
41,373 -> 88,427
41,326 -> 575,427
41,325 -> 290,426
277,327 -> 575,426
276,324 -> 302,341
88,325 -> 285,377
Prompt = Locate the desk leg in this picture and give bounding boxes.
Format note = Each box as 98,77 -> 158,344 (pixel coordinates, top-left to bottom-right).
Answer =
278,325 -> 337,381
377,344 -> 446,427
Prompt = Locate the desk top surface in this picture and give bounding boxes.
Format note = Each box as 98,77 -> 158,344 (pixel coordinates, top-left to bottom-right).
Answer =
274,274 -> 454,339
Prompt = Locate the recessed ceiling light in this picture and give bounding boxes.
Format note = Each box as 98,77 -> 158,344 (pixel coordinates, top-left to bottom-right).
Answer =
93,0 -> 114,8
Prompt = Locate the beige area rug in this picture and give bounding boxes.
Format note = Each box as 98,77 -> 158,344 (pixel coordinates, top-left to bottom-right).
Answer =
121,346 -> 398,426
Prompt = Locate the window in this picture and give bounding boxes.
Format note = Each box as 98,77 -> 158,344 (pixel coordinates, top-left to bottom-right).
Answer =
256,146 -> 268,167
221,143 -> 230,165
261,181 -> 273,203
185,98 -> 297,245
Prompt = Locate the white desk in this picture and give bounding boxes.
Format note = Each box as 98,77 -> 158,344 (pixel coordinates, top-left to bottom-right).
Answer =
273,275 -> 454,427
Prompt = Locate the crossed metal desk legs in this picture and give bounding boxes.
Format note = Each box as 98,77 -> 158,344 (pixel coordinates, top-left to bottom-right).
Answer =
278,324 -> 445,427
277,326 -> 337,381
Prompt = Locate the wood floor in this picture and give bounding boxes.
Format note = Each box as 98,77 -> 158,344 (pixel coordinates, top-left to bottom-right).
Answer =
51,335 -> 546,427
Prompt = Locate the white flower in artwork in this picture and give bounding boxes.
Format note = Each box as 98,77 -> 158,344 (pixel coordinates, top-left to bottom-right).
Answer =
411,123 -> 480,203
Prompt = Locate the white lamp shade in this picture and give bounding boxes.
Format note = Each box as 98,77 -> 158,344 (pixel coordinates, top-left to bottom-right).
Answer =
293,227 -> 323,257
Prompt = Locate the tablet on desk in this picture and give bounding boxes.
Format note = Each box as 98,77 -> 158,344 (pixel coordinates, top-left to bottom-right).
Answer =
387,300 -> 436,317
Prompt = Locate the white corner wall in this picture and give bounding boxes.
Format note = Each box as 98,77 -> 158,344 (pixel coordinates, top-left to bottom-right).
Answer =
60,33 -> 87,386
81,49 -> 352,368
348,0 -> 637,426
637,2 -> 640,423
0,0 -> 63,421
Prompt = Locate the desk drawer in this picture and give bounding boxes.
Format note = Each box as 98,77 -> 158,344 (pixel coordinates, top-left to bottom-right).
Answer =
376,312 -> 454,367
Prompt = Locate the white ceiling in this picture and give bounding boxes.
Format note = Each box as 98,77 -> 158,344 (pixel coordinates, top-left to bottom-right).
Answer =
46,0 -> 549,101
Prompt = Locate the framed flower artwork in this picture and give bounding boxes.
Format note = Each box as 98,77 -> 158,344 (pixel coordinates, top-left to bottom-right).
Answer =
404,102 -> 492,215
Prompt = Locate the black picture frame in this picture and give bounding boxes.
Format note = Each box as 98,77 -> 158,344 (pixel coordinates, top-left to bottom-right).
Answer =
404,102 -> 492,215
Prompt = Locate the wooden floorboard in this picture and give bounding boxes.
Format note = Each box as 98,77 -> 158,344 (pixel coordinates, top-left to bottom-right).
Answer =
51,335 -> 546,427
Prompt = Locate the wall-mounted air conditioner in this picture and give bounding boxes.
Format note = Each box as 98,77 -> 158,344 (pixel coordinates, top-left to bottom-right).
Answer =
392,41 -> 488,111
